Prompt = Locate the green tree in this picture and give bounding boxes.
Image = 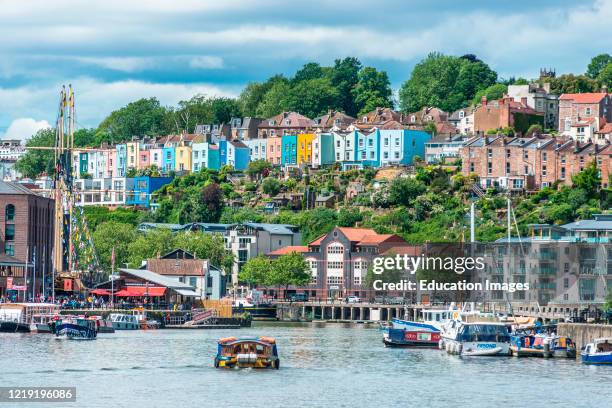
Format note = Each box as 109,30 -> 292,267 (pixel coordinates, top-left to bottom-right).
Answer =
329,57 -> 362,116
292,62 -> 326,83
97,97 -> 170,142
472,83 -> 508,105
127,228 -> 175,267
239,81 -> 272,117
389,177 -> 426,206
572,161 -> 601,197
286,77 -> 341,118
239,255 -> 272,286
262,177 -> 281,196
172,231 -> 233,271
541,74 -> 599,95
399,52 -> 497,112
246,159 -> 271,180
15,128 -> 55,178
587,53 -> 612,78
268,252 -> 311,291
352,66 -> 394,116
337,207 -> 363,227
256,79 -> 291,118
92,222 -> 137,272
597,63 -> 612,87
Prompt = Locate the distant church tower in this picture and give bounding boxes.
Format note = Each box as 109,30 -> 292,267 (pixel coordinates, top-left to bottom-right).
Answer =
539,68 -> 556,79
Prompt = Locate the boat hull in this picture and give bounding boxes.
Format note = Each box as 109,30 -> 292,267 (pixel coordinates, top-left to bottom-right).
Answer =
0,321 -> 30,333
510,346 -> 550,358
384,328 -> 440,348
111,321 -> 140,330
582,353 -> 612,364
446,340 -> 510,356
55,323 -> 97,340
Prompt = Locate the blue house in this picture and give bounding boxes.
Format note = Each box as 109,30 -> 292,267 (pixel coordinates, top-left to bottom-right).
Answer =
218,140 -> 227,166
281,134 -> 297,166
379,129 -> 431,167
227,141 -> 250,171
115,144 -> 127,177
162,147 -> 175,173
125,176 -> 173,207
356,130 -> 380,168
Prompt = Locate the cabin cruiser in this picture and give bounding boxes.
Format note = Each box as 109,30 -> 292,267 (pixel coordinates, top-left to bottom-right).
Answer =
443,317 -> 511,356
0,303 -> 60,333
582,338 -> 612,364
55,317 -> 97,340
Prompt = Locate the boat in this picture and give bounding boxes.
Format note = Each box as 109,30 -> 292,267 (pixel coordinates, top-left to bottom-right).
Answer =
88,316 -> 115,333
214,337 -> 280,369
109,313 -> 140,330
383,328 -> 441,347
548,335 -> 576,358
510,334 -> 550,357
390,308 -> 453,333
55,318 -> 97,340
582,338 -> 612,365
444,318 -> 511,356
0,303 -> 60,333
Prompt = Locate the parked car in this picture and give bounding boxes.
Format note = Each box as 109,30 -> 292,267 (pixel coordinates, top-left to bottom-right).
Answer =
289,293 -> 309,302
388,296 -> 405,305
346,296 -> 361,303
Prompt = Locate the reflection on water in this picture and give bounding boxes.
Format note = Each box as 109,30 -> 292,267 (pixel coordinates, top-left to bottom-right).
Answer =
1,322 -> 611,408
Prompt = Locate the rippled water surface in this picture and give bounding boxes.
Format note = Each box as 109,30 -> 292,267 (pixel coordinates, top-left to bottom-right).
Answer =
1,322 -> 611,408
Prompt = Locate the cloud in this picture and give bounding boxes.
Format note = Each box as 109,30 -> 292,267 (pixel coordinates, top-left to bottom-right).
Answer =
74,57 -> 158,73
189,56 -> 224,69
1,118 -> 51,142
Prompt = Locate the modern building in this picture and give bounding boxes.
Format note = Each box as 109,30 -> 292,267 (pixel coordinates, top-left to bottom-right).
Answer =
0,181 -> 54,299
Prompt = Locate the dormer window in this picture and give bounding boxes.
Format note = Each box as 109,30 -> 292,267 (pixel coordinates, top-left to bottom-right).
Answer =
459,111 -> 465,119
269,120 -> 276,126
284,119 -> 291,126
362,116 -> 368,123
410,115 -> 416,122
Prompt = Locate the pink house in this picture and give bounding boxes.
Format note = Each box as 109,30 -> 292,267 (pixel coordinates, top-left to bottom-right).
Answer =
138,149 -> 151,169
266,136 -> 283,166
106,149 -> 116,178
149,147 -> 163,169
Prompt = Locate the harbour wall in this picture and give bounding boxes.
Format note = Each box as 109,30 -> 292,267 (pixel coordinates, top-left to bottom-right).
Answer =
558,323 -> 612,351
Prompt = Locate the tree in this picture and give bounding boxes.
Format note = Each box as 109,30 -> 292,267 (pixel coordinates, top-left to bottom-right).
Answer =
472,83 -> 507,105
92,222 -> 137,272
239,81 -> 272,117
292,62 -> 326,83
597,63 -> 612,87
587,53 -> 612,79
399,52 -> 497,113
172,231 -> 233,272
389,177 -> 426,206
526,124 -> 543,136
572,161 -> 601,197
268,252 -> 312,292
97,97 -> 170,142
239,255 -> 272,286
540,74 -> 599,95
127,228 -> 175,267
352,66 -> 394,116
246,159 -> 271,180
337,207 -> 363,227
201,183 -> 224,221
329,57 -> 362,116
285,77 -> 340,118
262,177 -> 281,196
15,128 -> 55,178
256,80 -> 291,118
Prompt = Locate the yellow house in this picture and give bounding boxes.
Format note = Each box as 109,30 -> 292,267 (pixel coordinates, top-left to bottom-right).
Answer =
297,133 -> 314,165
126,141 -> 140,170
175,144 -> 193,172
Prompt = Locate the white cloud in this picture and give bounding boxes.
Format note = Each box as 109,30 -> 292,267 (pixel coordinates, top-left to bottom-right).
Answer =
74,57 -> 157,73
1,118 -> 51,142
189,56 -> 224,69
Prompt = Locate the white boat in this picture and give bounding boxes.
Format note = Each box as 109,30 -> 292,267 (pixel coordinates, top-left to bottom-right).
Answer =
443,317 -> 511,357
0,303 -> 60,333
390,309 -> 454,332
109,313 -> 140,330
582,338 -> 612,365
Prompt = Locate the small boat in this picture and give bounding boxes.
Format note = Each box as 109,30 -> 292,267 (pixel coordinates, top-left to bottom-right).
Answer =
215,337 -> 280,369
88,316 -> 115,333
444,320 -> 511,356
582,338 -> 612,365
109,313 -> 140,330
548,335 -> 576,358
383,328 -> 440,347
0,303 -> 60,333
510,334 -> 550,357
55,318 -> 97,340
390,309 -> 453,333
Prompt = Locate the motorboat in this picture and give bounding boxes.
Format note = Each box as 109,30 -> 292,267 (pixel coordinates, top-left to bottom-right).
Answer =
55,317 -> 97,340
0,303 -> 60,333
215,337 -> 280,369
582,338 -> 612,365
443,318 -> 511,356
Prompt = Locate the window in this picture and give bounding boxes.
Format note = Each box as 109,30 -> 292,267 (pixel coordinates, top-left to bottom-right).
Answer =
542,165 -> 547,176
368,139 -> 373,147
487,162 -> 492,174
384,138 -> 389,147
383,152 -> 388,159
359,139 -> 364,147
336,140 -> 341,148
506,162 -> 510,174
194,151 -> 199,159
394,138 -> 400,147
361,151 -> 366,159
585,107 -> 592,116
394,152 -> 400,159
506,149 -> 511,158
470,163 -> 474,172
189,277 -> 197,288
542,152 -> 547,162
487,149 -> 492,158
560,155 -> 566,165
524,165 -> 529,174
5,224 -> 15,241
327,243 -> 344,254
560,167 -> 566,179
4,242 -> 14,256
5,204 -> 15,221
459,111 -> 465,118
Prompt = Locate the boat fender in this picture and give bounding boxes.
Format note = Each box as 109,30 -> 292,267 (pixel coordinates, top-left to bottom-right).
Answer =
457,344 -> 463,355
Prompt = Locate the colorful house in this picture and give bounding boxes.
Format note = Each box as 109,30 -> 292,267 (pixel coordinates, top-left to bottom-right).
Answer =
379,129 -> 431,167
126,141 -> 139,170
218,140 -> 228,167
149,147 -> 163,170
115,144 -> 127,177
312,133 -> 335,167
357,129 -> 380,167
333,131 -> 360,169
138,149 -> 151,170
175,145 -> 192,173
106,149 -> 116,178
297,133 -> 314,165
266,136 -> 283,166
281,134 -> 297,166
125,176 -> 173,207
162,146 -> 175,173
227,140 -> 250,171
245,139 -> 267,162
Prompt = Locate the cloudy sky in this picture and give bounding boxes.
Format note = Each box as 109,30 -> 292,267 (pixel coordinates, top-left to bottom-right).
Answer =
0,0 -> 610,140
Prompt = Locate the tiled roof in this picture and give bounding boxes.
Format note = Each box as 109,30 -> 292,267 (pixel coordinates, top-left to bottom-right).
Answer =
267,245 -> 309,255
260,112 -> 316,128
0,180 -> 40,195
559,93 -> 608,103
597,122 -> 612,134
146,258 -> 208,276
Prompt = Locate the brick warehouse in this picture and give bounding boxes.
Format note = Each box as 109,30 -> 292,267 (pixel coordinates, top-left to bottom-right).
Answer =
461,134 -> 611,191
0,181 -> 54,300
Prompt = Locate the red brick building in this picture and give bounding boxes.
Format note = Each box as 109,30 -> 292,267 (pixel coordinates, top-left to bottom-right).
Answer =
461,135 -> 611,190
473,97 -> 544,135
559,92 -> 612,143
0,181 -> 54,299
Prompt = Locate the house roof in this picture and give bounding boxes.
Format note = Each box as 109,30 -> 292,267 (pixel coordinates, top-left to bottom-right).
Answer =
260,112 -> 316,128
314,110 -> 355,128
559,93 -> 608,103
597,122 -> 612,134
0,180 -> 41,195
308,227 -> 407,247
119,268 -> 198,294
267,245 -> 309,255
146,258 -> 214,276
560,219 -> 612,231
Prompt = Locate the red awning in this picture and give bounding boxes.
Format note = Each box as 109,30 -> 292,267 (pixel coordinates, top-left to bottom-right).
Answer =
90,289 -> 111,295
114,286 -> 167,297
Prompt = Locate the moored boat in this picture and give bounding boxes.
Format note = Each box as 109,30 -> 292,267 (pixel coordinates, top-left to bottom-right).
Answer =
55,318 -> 97,340
88,316 -> 115,333
582,338 -> 612,365
109,313 -> 140,330
444,320 -> 511,356
383,328 -> 440,347
510,334 -> 550,357
215,337 -> 280,369
0,303 -> 60,333
548,335 -> 576,358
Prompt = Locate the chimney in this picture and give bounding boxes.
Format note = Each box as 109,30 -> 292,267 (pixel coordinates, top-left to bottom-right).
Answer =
602,85 -> 609,94
521,97 -> 528,107
481,96 -> 488,106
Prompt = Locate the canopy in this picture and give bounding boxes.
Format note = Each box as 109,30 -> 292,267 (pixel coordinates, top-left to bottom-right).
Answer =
114,286 -> 166,297
90,289 -> 111,296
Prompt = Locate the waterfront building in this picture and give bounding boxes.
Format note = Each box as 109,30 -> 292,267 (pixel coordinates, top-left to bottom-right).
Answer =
311,133 -> 335,168
0,181 -> 54,299
266,226 -> 417,299
281,134 -> 297,166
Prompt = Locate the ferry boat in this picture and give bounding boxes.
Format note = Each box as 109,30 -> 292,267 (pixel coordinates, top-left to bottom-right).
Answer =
510,334 -> 550,357
444,320 -> 511,356
55,318 -> 97,340
0,303 -> 60,333
215,337 -> 280,369
390,309 -> 453,333
582,338 -> 612,365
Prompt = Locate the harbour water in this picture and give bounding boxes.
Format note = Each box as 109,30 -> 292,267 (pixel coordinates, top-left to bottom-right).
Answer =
2,322 -> 611,408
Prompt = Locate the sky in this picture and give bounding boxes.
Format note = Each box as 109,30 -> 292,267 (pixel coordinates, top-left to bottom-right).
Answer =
0,0 -> 610,141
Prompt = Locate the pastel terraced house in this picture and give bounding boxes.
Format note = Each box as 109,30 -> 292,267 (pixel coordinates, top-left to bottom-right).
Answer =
297,133 -> 314,165
266,136 -> 283,166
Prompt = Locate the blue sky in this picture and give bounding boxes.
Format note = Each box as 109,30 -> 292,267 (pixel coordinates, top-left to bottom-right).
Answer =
0,0 -> 610,140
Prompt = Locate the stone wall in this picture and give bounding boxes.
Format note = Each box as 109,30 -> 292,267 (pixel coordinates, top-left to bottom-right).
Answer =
558,323 -> 612,351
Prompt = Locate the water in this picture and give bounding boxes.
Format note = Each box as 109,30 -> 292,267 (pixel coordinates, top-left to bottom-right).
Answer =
1,322 -> 611,408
